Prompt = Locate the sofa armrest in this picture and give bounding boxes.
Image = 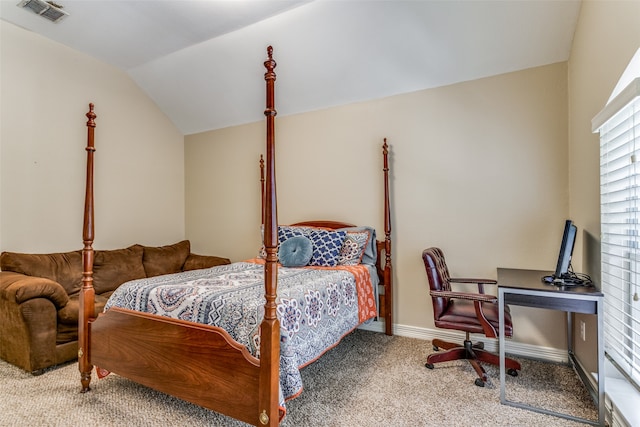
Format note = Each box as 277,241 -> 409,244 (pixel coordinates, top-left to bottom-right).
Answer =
182,253 -> 230,271
0,271 -> 69,308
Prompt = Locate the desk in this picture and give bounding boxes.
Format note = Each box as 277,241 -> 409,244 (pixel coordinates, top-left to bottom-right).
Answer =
497,268 -> 604,426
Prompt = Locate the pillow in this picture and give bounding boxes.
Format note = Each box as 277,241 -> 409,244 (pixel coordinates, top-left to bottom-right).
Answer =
142,240 -> 190,277
338,229 -> 371,265
259,225 -> 314,259
93,245 -> 146,294
307,229 -> 347,267
182,254 -> 230,271
261,225 -> 317,259
262,225 -> 348,267
278,236 -> 313,267
277,225 -> 317,244
338,226 -> 377,265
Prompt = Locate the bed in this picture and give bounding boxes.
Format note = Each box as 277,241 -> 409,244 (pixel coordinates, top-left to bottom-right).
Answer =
77,46 -> 393,427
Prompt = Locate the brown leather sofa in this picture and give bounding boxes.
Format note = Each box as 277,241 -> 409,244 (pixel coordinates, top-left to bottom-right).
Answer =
0,240 -> 230,374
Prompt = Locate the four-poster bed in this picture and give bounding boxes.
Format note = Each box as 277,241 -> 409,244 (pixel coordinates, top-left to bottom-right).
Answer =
78,46 -> 393,426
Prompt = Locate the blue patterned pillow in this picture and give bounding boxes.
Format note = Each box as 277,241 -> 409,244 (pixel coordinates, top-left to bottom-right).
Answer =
278,225 -> 310,243
307,229 -> 347,267
278,236 -> 313,267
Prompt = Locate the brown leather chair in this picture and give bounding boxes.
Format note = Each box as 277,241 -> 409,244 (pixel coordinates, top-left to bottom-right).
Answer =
422,247 -> 521,386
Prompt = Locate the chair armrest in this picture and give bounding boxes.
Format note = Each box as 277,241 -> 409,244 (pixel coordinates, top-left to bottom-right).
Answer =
0,271 -> 69,308
449,277 -> 496,294
449,277 -> 497,285
429,289 -> 497,303
182,253 -> 231,271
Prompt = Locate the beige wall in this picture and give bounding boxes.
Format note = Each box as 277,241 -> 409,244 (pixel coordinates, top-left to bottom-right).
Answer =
186,62 -> 571,349
0,21 -> 185,252
5,0 -> 637,357
568,0 -> 640,373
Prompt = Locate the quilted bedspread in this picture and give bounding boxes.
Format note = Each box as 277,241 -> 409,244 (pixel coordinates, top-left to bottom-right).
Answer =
104,260 -> 378,405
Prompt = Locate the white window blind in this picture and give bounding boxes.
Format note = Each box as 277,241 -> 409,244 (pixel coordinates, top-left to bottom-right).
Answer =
593,77 -> 640,389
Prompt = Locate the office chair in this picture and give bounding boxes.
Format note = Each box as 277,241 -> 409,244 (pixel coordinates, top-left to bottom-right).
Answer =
422,247 -> 521,387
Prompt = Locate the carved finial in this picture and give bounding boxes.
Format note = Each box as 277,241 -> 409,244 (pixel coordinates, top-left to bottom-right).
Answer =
86,103 -> 96,128
383,137 -> 388,154
264,46 -> 277,78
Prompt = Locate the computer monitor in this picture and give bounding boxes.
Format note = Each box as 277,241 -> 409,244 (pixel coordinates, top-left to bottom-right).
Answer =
554,219 -> 577,280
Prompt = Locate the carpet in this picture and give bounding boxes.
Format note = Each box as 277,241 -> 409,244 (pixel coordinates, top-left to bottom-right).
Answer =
0,329 -> 597,426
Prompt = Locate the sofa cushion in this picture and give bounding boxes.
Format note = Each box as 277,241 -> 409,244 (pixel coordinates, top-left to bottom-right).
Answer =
0,250 -> 83,296
142,240 -> 190,277
57,293 -> 108,326
56,322 -> 78,345
56,294 -> 109,343
182,254 -> 231,271
93,245 -> 145,295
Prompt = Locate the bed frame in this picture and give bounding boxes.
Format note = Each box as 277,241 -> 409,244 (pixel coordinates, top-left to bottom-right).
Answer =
78,46 -> 393,427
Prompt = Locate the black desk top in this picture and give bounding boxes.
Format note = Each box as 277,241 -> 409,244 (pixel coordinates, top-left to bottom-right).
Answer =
497,268 -> 603,297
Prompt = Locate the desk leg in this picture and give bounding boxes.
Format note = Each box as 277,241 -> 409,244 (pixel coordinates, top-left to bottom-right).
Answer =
499,288 -> 506,403
567,311 -> 573,355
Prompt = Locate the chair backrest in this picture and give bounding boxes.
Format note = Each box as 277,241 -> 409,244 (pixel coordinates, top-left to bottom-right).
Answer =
422,247 -> 451,320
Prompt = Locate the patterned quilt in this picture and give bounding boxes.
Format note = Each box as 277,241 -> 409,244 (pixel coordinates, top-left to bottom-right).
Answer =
103,260 -> 378,407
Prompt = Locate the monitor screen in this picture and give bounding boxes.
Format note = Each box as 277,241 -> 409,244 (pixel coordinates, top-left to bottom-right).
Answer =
554,219 -> 577,279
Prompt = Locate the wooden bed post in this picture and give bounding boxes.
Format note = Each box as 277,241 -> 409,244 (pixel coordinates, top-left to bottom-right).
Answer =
79,103 -> 96,391
382,139 -> 393,336
260,155 -> 265,226
258,46 -> 280,427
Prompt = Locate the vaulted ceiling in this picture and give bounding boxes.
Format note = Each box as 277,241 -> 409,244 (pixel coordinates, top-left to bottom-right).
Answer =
1,0 -> 582,135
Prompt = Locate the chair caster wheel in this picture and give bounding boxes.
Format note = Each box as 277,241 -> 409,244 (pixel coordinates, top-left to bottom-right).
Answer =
432,345 -> 439,351
474,378 -> 485,387
425,363 -> 434,369
507,368 -> 518,377
474,342 -> 484,350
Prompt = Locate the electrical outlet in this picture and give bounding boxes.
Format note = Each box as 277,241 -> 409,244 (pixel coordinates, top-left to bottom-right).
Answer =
580,320 -> 586,341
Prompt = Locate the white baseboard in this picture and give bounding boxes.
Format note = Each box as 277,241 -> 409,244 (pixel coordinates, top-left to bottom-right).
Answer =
359,320 -> 568,363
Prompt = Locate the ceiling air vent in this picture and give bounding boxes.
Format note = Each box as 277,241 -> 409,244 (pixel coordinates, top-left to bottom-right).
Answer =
18,0 -> 69,23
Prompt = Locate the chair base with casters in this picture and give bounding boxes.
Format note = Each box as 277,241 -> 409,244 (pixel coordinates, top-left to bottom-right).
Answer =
425,333 -> 520,387
421,247 -> 522,387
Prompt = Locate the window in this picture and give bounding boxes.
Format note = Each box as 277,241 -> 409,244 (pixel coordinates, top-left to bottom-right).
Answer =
593,74 -> 640,390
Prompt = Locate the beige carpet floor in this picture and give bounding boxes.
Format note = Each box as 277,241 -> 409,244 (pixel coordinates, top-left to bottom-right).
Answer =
1,329 -> 597,426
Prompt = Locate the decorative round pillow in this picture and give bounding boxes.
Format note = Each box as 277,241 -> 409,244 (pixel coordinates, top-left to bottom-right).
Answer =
278,236 -> 313,267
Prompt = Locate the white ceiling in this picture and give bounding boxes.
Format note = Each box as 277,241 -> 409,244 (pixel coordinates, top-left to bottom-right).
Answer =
1,0 -> 582,135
